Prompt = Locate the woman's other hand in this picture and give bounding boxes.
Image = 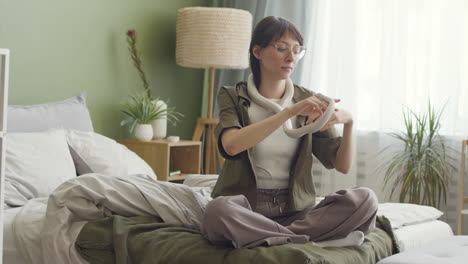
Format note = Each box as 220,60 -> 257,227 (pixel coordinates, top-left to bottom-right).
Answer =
319,108 -> 353,131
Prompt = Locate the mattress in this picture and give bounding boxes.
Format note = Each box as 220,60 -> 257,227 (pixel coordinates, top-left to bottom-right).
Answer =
377,235 -> 468,264
3,206 -> 27,264
393,220 -> 454,252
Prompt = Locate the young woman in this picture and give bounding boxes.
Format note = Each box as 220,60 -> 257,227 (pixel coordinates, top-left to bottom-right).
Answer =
202,16 -> 378,249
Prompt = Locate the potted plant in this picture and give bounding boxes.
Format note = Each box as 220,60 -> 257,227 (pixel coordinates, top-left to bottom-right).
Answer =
124,29 -> 182,139
120,93 -> 163,141
380,102 -> 453,208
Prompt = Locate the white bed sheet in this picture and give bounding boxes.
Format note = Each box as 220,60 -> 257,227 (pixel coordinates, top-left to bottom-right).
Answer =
3,206 -> 27,264
393,220 -> 454,252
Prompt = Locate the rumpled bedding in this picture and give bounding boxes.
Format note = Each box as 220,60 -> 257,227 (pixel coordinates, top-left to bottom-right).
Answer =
13,173 -> 213,264
12,173 -> 398,264
76,214 -> 396,264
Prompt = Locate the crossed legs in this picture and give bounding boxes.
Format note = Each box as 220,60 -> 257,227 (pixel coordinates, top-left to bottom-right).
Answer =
202,187 -> 378,248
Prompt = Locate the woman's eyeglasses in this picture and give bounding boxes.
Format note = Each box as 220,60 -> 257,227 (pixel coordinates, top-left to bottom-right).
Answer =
269,43 -> 307,60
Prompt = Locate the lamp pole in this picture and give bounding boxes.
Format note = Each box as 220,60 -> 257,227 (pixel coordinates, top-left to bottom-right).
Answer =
207,67 -> 214,119
192,67 -> 224,174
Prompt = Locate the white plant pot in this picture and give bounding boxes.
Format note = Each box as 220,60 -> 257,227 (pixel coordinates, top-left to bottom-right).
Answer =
151,100 -> 167,139
134,124 -> 153,141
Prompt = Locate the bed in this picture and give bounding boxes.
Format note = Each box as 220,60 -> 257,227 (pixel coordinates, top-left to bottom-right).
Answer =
2,93 -> 454,264
3,175 -> 453,264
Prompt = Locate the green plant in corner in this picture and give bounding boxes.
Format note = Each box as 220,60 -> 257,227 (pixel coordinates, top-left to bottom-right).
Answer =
121,29 -> 183,132
380,102 -> 453,208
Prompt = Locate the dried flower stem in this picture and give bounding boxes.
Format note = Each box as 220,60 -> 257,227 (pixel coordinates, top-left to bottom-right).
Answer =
126,30 -> 152,99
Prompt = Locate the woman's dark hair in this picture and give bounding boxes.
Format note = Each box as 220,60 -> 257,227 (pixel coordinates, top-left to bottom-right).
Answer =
249,16 -> 304,88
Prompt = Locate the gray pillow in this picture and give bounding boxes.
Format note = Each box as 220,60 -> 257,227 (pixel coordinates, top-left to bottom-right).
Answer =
7,92 -> 94,132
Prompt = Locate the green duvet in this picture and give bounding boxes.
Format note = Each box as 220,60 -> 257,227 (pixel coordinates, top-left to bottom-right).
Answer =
76,215 -> 398,264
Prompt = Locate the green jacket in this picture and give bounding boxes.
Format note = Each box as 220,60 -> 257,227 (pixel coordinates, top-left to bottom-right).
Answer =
212,81 -> 342,212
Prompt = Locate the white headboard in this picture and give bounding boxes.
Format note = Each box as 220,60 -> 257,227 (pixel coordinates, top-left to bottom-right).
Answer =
0,49 -> 8,135
0,48 -> 10,264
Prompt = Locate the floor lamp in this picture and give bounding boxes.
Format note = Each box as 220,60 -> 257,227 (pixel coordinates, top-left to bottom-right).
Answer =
176,7 -> 252,174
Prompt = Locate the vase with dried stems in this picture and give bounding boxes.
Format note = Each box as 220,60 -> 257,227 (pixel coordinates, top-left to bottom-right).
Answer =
122,29 -> 182,139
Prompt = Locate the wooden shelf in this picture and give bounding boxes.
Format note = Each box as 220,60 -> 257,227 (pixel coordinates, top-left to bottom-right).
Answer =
167,173 -> 189,181
117,139 -> 202,182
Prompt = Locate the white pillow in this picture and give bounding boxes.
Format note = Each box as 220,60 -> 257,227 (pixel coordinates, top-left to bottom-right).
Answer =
377,203 -> 444,229
65,130 -> 156,179
4,129 -> 77,206
7,92 -> 94,132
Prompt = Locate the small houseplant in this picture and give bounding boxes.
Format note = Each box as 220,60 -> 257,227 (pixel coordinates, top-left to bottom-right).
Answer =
120,93 -> 167,141
122,29 -> 182,139
380,102 -> 452,208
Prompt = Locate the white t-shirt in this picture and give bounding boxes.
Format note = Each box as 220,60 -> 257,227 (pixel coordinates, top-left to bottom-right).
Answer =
248,98 -> 300,189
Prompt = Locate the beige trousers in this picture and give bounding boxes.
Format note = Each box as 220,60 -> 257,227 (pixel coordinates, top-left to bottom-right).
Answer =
202,187 -> 378,248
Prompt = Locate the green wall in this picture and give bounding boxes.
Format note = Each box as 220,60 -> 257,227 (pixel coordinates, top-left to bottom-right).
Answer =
0,0 -> 208,140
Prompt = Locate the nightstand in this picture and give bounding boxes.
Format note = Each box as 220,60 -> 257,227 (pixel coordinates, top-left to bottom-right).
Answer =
117,139 -> 201,182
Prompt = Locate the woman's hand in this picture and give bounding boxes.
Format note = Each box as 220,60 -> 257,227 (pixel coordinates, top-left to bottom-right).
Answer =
286,96 -> 340,121
319,108 -> 353,131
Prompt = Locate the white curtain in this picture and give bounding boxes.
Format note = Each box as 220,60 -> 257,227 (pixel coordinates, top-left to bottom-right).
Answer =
302,0 -> 468,231
302,0 -> 467,135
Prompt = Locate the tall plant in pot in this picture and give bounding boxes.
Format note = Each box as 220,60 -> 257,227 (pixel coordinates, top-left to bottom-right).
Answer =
124,29 -> 182,139
380,102 -> 453,208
